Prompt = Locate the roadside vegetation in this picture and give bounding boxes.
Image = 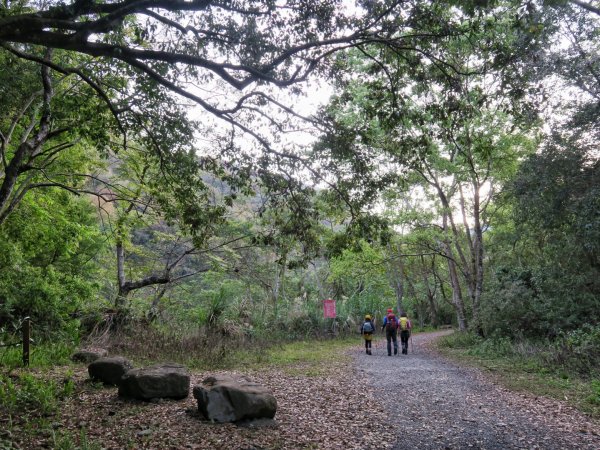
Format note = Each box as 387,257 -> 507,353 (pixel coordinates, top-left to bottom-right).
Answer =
437,329 -> 600,418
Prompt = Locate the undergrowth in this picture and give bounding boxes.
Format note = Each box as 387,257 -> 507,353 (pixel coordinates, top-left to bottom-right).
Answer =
0,369 -> 81,447
0,341 -> 75,370
0,372 -> 75,417
80,318 -> 357,372
51,429 -> 102,450
437,327 -> 600,418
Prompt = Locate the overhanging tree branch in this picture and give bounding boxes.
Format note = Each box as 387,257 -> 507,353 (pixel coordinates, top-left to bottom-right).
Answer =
569,0 -> 600,16
2,43 -> 127,136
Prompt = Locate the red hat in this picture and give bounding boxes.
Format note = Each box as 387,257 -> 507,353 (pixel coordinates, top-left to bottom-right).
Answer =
387,308 -> 393,313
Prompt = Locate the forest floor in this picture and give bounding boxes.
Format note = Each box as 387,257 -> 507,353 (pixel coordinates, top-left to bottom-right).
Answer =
4,331 -> 600,449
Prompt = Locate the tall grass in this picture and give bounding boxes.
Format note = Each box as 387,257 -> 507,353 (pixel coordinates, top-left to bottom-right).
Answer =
78,303 -> 359,370
0,341 -> 75,370
76,310 -> 362,372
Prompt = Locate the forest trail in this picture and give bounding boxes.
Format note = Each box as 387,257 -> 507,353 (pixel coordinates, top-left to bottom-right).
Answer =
355,331 -> 600,450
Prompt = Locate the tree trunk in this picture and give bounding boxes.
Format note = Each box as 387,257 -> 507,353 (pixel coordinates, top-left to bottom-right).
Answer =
115,239 -> 128,308
458,182 -> 485,336
0,142 -> 34,224
447,254 -> 467,331
0,59 -> 53,225
471,183 -> 485,336
442,211 -> 468,331
455,185 -> 476,327
421,255 -> 439,327
114,238 -> 171,309
148,286 -> 168,322
272,251 -> 287,311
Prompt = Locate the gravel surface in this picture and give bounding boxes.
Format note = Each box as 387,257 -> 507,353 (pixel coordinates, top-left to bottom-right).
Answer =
355,331 -> 600,450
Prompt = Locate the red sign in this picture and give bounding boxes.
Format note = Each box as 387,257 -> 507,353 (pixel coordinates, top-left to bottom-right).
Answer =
323,299 -> 336,318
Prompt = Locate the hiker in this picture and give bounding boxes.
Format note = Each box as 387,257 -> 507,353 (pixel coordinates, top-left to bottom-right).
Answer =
399,311 -> 412,355
381,308 -> 399,356
361,314 -> 375,355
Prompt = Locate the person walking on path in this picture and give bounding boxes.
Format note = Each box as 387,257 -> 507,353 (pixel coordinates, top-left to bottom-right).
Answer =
360,314 -> 375,355
382,308 -> 399,356
399,311 -> 412,355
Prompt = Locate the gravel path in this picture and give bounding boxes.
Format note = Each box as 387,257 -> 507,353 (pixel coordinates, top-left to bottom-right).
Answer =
355,331 -> 600,450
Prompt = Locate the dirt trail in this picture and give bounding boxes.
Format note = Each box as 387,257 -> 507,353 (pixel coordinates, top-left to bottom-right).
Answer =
355,330 -> 600,450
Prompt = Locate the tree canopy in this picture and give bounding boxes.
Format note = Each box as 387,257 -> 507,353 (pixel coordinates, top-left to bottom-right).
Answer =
0,0 -> 598,345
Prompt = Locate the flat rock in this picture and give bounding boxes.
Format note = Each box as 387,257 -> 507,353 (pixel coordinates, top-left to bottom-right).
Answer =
88,356 -> 133,385
72,348 -> 108,363
118,363 -> 190,400
193,375 -> 277,423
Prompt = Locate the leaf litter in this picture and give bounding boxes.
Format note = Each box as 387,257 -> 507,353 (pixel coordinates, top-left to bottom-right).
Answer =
4,331 -> 599,449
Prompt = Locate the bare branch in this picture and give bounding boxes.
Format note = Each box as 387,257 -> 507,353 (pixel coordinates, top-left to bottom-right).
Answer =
169,266 -> 212,283
569,0 -> 600,16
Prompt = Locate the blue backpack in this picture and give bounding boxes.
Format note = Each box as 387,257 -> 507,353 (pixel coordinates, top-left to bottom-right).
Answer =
363,321 -> 374,333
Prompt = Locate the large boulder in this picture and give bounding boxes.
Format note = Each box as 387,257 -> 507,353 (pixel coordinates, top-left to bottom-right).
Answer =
193,375 -> 277,423
118,363 -> 190,400
88,356 -> 133,385
72,348 -> 108,364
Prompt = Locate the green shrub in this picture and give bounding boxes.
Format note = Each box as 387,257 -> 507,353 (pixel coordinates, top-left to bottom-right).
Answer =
439,333 -> 516,358
587,379 -> 600,406
469,337 -> 515,358
545,325 -> 600,377
438,331 -> 483,349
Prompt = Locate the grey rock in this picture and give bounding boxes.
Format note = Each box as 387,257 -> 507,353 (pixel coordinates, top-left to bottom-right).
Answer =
136,429 -> 153,437
72,348 -> 108,363
88,356 -> 133,385
118,363 -> 190,400
193,375 -> 277,423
